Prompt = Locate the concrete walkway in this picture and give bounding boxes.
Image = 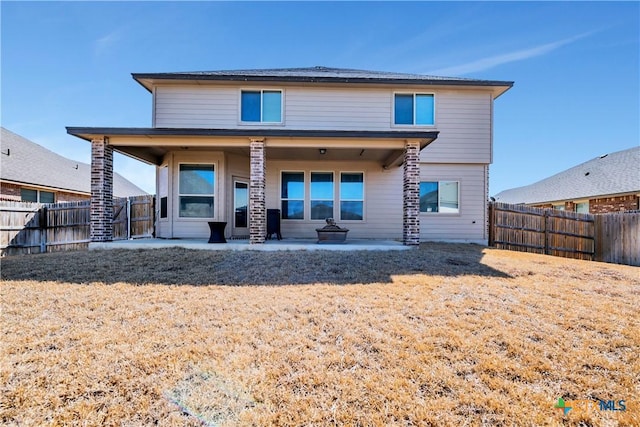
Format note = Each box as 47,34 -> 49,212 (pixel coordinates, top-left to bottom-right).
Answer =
89,238 -> 413,252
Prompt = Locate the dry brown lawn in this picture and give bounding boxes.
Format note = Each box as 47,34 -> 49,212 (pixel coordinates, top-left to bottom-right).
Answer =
1,244 -> 639,426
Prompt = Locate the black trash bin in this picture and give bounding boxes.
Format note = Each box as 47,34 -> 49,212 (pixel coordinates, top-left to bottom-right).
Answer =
266,209 -> 282,240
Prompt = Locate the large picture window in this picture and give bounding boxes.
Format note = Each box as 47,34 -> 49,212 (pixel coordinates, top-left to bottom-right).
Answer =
420,181 -> 459,213
281,172 -> 304,219
179,164 -> 215,218
241,90 -> 282,123
394,93 -> 434,126
340,172 -> 364,220
280,171 -> 365,221
310,172 -> 334,220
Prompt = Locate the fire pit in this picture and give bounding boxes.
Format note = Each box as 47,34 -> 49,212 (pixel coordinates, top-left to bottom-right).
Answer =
316,218 -> 349,243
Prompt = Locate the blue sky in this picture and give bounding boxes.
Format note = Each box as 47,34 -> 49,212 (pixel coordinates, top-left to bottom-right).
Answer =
2,1 -> 638,195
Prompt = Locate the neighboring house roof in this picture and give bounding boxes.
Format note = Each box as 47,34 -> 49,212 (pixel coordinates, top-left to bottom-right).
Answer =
494,147 -> 640,204
0,127 -> 147,197
132,65 -> 513,97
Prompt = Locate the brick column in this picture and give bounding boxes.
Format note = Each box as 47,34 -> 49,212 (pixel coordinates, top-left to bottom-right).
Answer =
403,141 -> 420,245
91,137 -> 114,242
249,139 -> 266,244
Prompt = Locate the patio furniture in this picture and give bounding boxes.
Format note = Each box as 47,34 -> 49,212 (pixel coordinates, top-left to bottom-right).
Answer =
267,209 -> 282,240
316,218 -> 349,243
207,221 -> 227,243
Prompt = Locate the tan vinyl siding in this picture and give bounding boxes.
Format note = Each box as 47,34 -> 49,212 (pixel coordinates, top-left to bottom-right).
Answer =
284,87 -> 391,130
155,86 -> 238,128
154,85 -> 494,166
420,91 -> 492,164
266,160 -> 402,239
419,163 -> 488,243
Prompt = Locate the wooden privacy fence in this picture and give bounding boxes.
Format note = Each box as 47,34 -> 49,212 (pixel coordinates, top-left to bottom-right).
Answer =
113,195 -> 155,240
594,211 -> 640,266
489,202 -> 640,266
1,195 -> 154,256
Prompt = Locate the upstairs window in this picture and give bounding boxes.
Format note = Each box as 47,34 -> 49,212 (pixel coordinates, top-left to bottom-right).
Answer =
420,181 -> 459,213
394,93 -> 434,126
241,90 -> 282,123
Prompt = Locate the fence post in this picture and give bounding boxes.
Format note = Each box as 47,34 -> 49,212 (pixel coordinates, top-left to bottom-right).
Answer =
488,202 -> 495,246
39,205 -> 48,253
127,197 -> 132,240
543,210 -> 550,255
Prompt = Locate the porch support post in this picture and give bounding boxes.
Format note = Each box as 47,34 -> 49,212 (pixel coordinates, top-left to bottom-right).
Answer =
402,140 -> 420,245
249,138 -> 266,244
90,137 -> 113,242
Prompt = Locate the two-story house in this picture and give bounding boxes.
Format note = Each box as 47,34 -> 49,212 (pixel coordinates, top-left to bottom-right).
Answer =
67,67 -> 512,245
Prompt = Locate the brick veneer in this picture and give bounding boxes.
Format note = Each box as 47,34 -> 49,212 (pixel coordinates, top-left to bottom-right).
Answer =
90,138 -> 113,241
532,195 -> 639,213
0,182 -> 21,200
402,141 -> 420,245
590,195 -> 639,213
1,182 -> 89,202
249,139 -> 266,244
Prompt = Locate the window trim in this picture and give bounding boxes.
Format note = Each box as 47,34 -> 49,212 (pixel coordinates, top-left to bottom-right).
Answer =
392,92 -> 436,127
239,88 -> 284,125
419,180 -> 460,215
280,171 -> 306,221
177,162 -> 216,220
279,170 -> 366,222
339,171 -> 365,222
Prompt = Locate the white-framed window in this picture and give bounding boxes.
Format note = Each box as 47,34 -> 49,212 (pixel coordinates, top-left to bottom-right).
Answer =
281,171 -> 305,219
394,93 -> 435,126
21,188 -> 55,203
340,172 -> 364,221
310,172 -> 334,220
553,204 -> 565,211
420,181 -> 459,213
178,164 -> 215,218
575,202 -> 589,214
280,170 -> 365,221
240,89 -> 283,123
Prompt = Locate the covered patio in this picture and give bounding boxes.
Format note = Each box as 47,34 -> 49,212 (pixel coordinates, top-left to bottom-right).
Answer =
66,127 -> 438,246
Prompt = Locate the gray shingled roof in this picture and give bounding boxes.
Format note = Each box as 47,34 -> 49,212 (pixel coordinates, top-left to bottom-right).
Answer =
1,127 -> 147,197
494,147 -> 640,204
132,66 -> 514,94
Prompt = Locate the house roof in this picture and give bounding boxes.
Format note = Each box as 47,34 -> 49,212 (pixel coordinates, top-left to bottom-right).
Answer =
132,66 -> 513,97
494,146 -> 640,204
0,127 -> 147,197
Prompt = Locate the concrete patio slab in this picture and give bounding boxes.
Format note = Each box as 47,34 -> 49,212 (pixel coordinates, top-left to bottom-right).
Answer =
89,238 -> 413,251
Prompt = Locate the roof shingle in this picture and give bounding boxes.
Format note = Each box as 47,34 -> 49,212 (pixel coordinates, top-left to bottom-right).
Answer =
132,66 -> 514,94
494,147 -> 640,204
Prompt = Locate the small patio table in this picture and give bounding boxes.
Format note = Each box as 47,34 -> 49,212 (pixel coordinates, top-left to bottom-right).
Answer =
207,221 -> 227,243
